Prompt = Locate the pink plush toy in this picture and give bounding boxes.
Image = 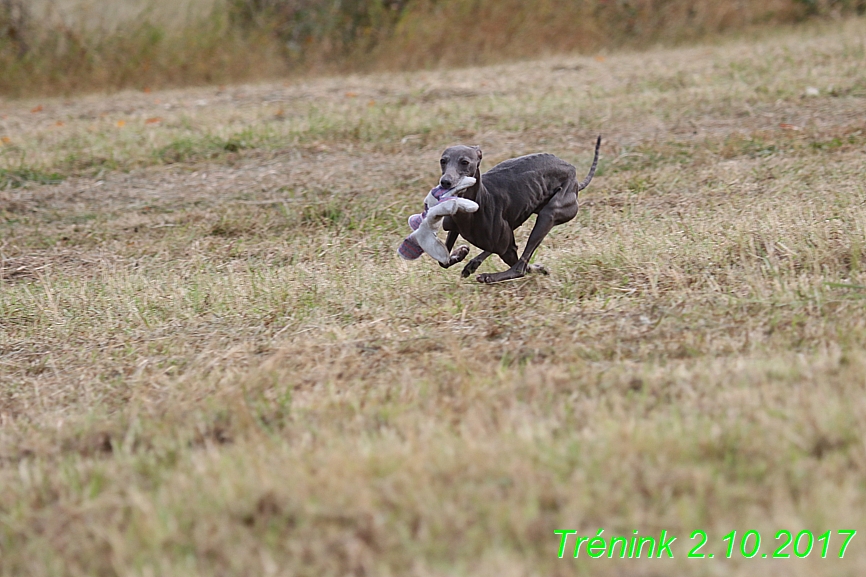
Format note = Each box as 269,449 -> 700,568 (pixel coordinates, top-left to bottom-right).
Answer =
398,176 -> 478,264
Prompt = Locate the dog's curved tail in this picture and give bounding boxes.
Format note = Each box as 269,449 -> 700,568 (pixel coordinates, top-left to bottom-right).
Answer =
576,135 -> 602,192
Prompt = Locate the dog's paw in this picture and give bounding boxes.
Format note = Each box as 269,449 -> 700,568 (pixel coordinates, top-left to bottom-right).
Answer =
476,269 -> 527,283
441,245 -> 470,269
529,264 -> 549,275
477,272 -> 515,283
461,260 -> 480,278
451,245 -> 470,262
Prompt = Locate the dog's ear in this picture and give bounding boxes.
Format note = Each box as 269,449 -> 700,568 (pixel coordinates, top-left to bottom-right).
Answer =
472,146 -> 482,161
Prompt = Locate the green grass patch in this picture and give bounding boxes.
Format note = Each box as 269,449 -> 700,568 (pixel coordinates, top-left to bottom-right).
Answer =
0,167 -> 64,188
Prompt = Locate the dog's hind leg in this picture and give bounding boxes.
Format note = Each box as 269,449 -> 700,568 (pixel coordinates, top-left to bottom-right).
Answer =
476,190 -> 578,284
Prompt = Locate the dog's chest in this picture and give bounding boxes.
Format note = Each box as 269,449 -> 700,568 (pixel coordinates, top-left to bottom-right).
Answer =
450,206 -> 508,252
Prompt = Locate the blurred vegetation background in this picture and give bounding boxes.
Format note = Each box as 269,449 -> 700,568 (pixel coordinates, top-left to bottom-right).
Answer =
1,0 -> 864,97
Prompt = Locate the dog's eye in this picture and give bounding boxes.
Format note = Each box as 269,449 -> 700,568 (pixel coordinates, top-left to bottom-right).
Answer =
460,160 -> 469,166
440,159 -> 447,165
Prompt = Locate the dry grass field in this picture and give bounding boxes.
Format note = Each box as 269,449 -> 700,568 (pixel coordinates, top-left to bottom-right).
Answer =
2,16 -> 866,577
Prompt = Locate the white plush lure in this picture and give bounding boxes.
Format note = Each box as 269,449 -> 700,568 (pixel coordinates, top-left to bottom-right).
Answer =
398,176 -> 478,265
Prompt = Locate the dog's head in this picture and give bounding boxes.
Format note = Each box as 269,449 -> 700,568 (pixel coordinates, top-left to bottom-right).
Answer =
439,145 -> 482,190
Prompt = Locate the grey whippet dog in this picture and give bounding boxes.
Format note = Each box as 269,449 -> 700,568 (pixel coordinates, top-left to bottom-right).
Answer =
438,135 -> 601,283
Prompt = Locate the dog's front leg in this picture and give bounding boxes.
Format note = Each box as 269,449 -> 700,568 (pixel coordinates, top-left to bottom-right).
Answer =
461,251 -> 491,277
439,229 -> 470,269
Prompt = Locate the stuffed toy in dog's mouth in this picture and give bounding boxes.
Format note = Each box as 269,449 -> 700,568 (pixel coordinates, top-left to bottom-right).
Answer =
398,176 -> 479,263
407,176 -> 476,230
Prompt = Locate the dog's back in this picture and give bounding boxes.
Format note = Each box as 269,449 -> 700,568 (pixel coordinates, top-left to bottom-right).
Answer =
481,153 -> 577,228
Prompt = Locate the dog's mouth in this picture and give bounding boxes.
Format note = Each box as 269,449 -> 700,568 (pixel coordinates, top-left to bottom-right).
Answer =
443,175 -> 476,195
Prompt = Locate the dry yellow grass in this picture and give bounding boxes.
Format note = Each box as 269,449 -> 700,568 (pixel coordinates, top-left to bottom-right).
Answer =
1,16 -> 866,576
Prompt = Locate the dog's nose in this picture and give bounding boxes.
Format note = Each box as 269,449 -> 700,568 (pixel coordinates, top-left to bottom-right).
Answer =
440,177 -> 453,189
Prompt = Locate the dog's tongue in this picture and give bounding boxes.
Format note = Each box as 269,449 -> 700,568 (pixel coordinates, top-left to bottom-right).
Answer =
431,176 -> 476,200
